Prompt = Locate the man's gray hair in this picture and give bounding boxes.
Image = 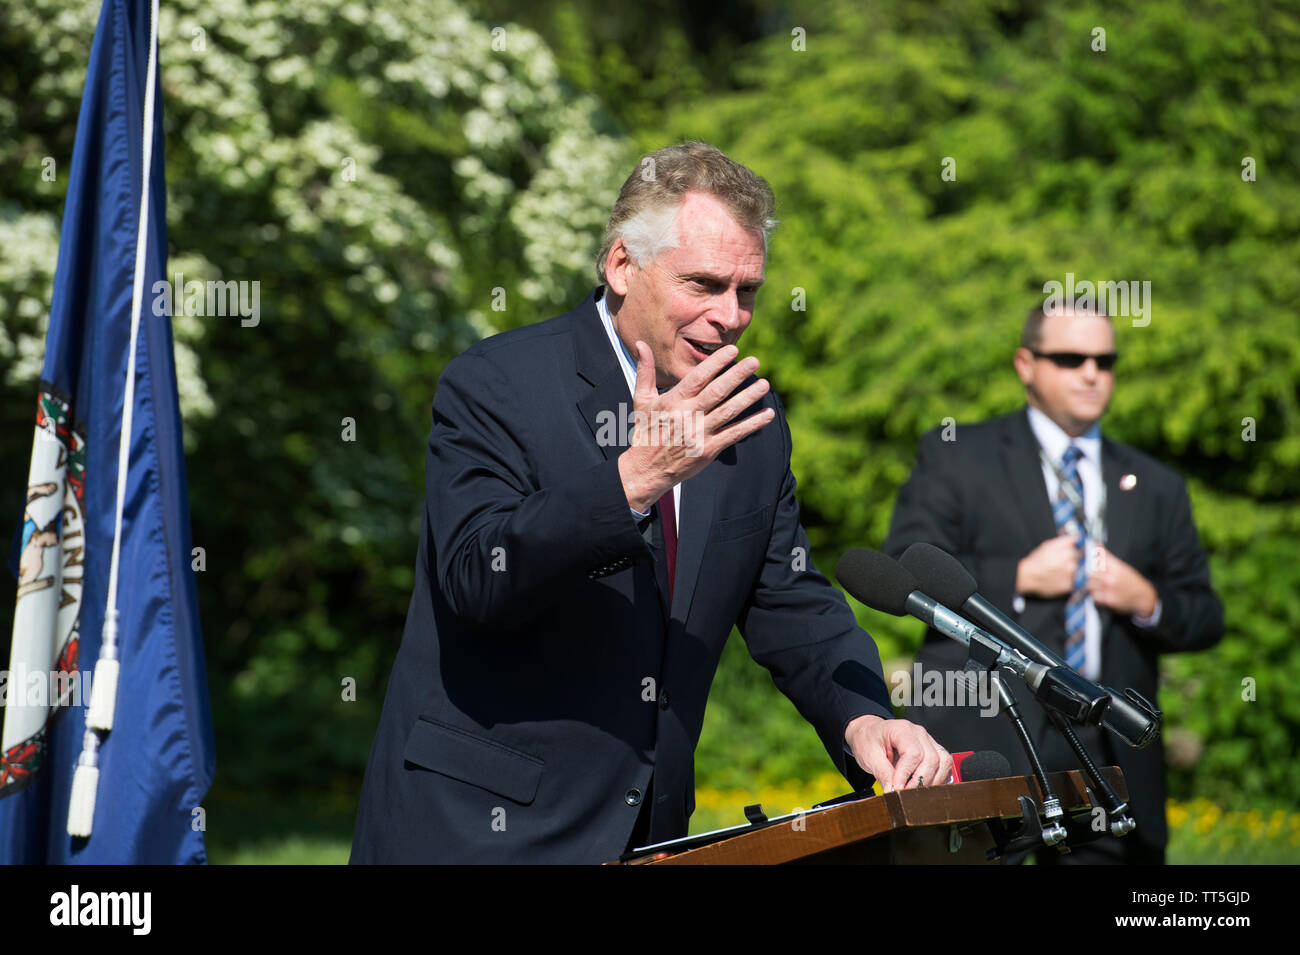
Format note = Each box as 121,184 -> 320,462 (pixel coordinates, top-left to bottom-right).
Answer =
596,141 -> 777,282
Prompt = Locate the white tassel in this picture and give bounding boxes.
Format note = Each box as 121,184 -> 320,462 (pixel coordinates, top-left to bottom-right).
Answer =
67,741 -> 99,837
86,657 -> 119,731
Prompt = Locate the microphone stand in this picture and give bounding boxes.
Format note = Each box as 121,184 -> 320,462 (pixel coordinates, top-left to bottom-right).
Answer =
1044,709 -> 1137,839
929,611 -> 1118,861
966,619 -> 1136,847
971,664 -> 1068,863
964,631 -> 1135,859
986,664 -> 1138,856
977,650 -> 1138,855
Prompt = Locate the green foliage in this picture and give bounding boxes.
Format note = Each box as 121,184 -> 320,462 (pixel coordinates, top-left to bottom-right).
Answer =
470,0 -> 745,134
694,629 -> 836,790
0,0 -> 632,795
658,0 -> 1300,805
3,0 -> 1297,850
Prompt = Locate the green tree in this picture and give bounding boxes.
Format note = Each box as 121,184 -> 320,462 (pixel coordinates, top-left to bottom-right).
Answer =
0,0 -> 633,794
669,0 -> 1300,806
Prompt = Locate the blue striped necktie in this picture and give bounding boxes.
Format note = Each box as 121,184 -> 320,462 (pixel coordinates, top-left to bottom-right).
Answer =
1054,445 -> 1088,673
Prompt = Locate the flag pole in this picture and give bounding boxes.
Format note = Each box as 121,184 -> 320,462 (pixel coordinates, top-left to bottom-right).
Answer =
67,0 -> 162,838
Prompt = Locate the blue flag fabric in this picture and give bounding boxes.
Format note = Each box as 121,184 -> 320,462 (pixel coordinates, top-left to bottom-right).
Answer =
0,0 -> 216,863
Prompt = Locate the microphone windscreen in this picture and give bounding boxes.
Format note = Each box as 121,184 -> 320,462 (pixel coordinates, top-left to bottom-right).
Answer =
835,548 -> 920,616
900,542 -> 979,609
955,750 -> 1012,782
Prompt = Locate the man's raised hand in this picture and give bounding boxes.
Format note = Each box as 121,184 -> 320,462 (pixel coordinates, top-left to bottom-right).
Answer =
617,341 -> 775,512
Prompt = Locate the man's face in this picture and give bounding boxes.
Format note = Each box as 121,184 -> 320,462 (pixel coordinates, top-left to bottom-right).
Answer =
1014,310 -> 1116,436
605,191 -> 766,389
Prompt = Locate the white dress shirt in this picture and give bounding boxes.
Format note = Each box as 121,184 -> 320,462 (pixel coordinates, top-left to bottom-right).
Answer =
1015,406 -> 1161,680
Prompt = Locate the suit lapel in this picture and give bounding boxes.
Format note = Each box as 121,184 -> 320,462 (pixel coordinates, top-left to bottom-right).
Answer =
577,372 -> 633,464
571,288 -> 675,622
567,288 -> 738,625
1095,438 -> 1139,644
1001,408 -> 1057,547
1101,438 -> 1136,564
574,290 -> 635,463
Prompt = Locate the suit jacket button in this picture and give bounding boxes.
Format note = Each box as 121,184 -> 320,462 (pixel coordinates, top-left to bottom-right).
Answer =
625,788 -> 643,806
659,691 -> 670,710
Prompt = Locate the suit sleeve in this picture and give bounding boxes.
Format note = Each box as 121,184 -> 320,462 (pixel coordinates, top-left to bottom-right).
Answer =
736,393 -> 894,790
426,351 -> 649,629
1138,476 -> 1224,653
884,428 -> 1021,610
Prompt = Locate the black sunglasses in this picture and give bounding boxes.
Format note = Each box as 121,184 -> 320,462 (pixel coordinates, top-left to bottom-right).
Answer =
1031,350 -> 1119,371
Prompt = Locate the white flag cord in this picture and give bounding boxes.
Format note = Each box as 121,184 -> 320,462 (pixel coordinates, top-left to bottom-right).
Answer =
68,0 -> 161,838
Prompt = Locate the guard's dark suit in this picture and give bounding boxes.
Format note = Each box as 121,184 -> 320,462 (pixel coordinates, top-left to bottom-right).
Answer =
885,409 -> 1223,862
351,289 -> 893,864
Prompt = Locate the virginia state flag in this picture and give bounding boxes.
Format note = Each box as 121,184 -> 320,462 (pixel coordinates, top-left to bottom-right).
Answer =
0,0 -> 215,863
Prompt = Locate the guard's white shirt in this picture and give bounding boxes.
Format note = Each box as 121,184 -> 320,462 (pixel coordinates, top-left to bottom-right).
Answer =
1015,406 -> 1161,680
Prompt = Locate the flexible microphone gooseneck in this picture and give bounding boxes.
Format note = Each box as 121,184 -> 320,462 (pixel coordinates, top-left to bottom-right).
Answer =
898,542 -> 1161,749
898,542 -> 1138,837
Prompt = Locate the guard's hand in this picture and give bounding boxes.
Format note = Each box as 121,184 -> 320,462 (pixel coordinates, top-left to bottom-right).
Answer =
845,714 -> 953,793
617,341 -> 774,512
1015,533 -> 1082,598
1088,546 -> 1158,617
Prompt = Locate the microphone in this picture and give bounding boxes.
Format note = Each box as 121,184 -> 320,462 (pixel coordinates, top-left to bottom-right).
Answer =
835,550 -> 1079,848
835,549 -> 1109,725
834,549 -> 1016,662
898,542 -> 1161,748
951,750 -> 1012,783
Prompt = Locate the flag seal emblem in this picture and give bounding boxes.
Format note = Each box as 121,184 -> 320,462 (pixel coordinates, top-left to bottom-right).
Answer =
1,387 -> 87,796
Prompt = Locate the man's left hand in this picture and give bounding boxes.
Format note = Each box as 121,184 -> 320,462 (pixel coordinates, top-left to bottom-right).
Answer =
845,714 -> 953,793
1088,546 -> 1158,617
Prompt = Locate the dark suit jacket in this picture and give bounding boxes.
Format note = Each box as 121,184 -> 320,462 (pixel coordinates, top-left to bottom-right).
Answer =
884,408 -> 1223,853
350,289 -> 893,864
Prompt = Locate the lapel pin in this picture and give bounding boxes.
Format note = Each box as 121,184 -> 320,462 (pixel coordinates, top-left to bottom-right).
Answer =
1120,473 -> 1137,491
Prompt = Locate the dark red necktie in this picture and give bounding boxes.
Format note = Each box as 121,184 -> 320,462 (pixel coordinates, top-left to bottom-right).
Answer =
658,489 -> 677,601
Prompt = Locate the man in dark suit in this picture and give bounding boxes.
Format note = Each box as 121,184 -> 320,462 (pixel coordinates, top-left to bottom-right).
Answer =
351,142 -> 952,864
885,303 -> 1223,864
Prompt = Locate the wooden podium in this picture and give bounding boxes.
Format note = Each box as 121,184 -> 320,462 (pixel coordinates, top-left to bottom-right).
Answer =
611,767 -> 1127,865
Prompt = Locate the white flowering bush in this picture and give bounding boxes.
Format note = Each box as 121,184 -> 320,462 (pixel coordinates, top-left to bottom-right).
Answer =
0,0 -> 633,783
3,0 -> 630,408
